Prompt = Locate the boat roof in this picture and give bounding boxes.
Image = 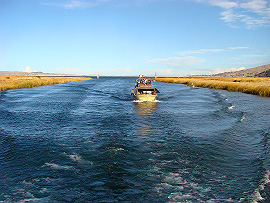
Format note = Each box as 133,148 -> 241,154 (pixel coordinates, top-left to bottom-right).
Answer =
137,87 -> 155,90
137,84 -> 153,88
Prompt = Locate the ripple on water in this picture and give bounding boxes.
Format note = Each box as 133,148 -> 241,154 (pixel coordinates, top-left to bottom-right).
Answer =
0,78 -> 269,202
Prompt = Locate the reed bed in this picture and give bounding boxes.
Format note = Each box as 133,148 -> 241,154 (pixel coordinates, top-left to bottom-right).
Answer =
155,77 -> 270,97
0,76 -> 91,91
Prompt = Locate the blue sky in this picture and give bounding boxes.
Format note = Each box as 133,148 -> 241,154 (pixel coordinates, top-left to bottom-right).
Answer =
1,0 -> 270,76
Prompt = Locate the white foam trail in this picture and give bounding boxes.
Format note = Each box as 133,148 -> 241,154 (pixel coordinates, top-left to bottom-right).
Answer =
248,170 -> 270,202
44,163 -> 74,170
19,198 -> 41,203
241,115 -> 246,122
132,100 -> 162,103
63,152 -> 82,162
62,152 -> 93,165
228,105 -> 235,110
68,154 -> 81,162
112,147 -> 125,152
154,172 -> 211,202
40,187 -> 48,194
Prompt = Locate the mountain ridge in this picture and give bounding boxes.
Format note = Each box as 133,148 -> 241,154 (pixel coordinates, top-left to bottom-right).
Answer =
213,64 -> 270,77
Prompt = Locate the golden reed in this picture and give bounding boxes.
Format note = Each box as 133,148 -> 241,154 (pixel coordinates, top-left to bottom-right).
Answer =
155,77 -> 270,97
0,76 -> 91,91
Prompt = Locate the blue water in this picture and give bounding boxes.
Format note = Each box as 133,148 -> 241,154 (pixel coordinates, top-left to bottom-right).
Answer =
0,77 -> 269,202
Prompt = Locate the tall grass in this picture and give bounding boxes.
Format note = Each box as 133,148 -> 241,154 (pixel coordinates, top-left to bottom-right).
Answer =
155,77 -> 270,97
0,76 -> 91,91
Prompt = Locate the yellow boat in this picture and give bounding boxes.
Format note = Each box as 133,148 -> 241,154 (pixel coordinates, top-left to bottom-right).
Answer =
131,77 -> 159,101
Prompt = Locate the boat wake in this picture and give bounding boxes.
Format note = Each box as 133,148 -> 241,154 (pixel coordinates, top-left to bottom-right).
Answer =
132,100 -> 162,103
1,77 -> 269,202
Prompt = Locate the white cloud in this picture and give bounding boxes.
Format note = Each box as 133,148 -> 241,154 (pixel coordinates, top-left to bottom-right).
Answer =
148,56 -> 206,66
220,9 -> 245,24
177,49 -> 225,55
245,54 -> 270,57
117,0 -> 161,7
56,67 -> 131,75
43,0 -> 270,27
108,67 -> 131,75
240,0 -> 269,12
208,0 -> 238,9
193,0 -> 270,28
228,46 -> 249,50
230,52 -> 270,60
55,68 -> 93,74
177,47 -> 249,56
213,66 -> 246,74
149,69 -> 174,74
42,0 -> 108,9
25,66 -> 31,72
149,46 -> 250,71
42,0 -> 162,9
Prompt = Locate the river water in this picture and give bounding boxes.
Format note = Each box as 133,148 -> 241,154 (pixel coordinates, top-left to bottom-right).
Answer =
0,77 -> 269,202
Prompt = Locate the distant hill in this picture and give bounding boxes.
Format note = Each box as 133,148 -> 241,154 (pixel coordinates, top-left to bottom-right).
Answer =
255,69 -> 270,77
213,64 -> 270,77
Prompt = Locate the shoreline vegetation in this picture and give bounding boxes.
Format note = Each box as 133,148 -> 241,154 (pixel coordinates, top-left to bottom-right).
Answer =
155,77 -> 270,97
0,76 -> 91,91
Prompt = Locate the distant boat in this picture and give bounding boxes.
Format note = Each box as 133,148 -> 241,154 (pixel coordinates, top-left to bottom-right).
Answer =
131,76 -> 159,101
97,73 -> 99,79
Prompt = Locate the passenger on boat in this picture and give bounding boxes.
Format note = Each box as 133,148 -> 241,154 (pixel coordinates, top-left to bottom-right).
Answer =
136,77 -> 146,86
145,78 -> 151,85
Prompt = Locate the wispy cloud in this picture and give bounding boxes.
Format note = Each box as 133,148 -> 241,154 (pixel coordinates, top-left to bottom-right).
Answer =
25,66 -> 31,72
149,46 -> 251,67
193,0 -> 270,28
213,66 -> 246,74
228,46 -> 249,50
149,68 -> 174,75
207,0 -> 238,9
56,67 -> 131,75
230,51 -> 270,59
200,66 -> 246,75
116,0 -> 161,7
42,0 -> 270,28
244,53 -> 270,57
177,47 -> 249,55
109,67 -> 131,75
177,49 -> 225,55
42,0 -> 109,9
41,0 -> 162,9
148,56 -> 206,66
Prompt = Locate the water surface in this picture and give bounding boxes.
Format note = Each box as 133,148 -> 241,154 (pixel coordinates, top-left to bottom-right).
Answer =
0,77 -> 269,202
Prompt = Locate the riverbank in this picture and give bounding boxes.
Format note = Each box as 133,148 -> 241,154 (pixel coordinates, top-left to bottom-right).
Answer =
0,76 -> 91,91
155,77 -> 270,97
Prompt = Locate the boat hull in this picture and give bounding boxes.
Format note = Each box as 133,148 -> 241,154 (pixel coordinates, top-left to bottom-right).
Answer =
134,94 -> 158,101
